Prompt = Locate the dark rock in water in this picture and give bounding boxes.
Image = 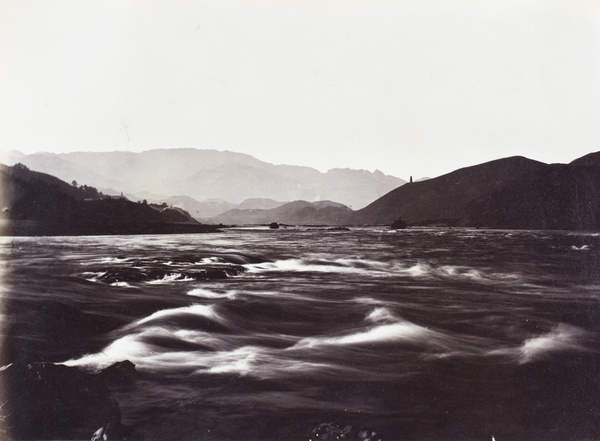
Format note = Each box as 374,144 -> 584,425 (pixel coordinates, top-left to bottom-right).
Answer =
269,222 -> 280,229
97,360 -> 138,386
212,252 -> 270,265
96,266 -> 245,284
309,422 -> 382,441
1,361 -> 142,440
390,218 -> 407,230
91,421 -> 142,441
4,300 -> 122,364
98,268 -> 149,284
201,266 -> 246,278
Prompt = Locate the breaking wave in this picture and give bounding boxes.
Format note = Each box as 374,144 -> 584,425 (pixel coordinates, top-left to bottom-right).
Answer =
489,324 -> 593,364
245,256 -> 521,284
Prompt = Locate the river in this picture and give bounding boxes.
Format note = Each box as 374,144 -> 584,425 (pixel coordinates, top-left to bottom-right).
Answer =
1,227 -> 599,440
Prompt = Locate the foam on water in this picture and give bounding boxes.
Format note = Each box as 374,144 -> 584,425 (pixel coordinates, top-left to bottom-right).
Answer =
146,273 -> 196,284
291,321 -> 432,349
366,307 -> 398,323
353,297 -> 389,306
63,298 -> 547,377
64,331 -> 156,369
519,326 -> 582,362
402,263 -> 520,283
245,256 -> 521,285
199,256 -> 223,264
111,281 -> 135,288
63,322 -> 230,371
187,287 -> 238,299
245,258 -> 377,276
98,257 -> 131,264
203,346 -> 347,379
404,263 -> 429,277
63,327 -> 351,380
130,303 -> 223,328
571,245 -> 591,251
489,323 -> 591,364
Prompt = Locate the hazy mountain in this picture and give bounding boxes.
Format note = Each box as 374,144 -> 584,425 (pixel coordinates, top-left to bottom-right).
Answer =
213,200 -> 352,225
1,151 -> 111,189
348,153 -> 600,230
137,196 -> 286,221
1,149 -> 405,209
0,163 -> 218,236
236,198 -> 286,210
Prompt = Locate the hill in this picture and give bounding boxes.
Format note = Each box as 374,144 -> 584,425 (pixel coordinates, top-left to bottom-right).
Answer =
569,151 -> 600,168
0,164 -> 220,236
349,153 -> 600,230
212,200 -> 352,225
1,149 -> 405,210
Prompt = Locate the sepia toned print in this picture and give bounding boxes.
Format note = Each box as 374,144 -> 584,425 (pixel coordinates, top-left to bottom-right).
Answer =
1,2 -> 600,440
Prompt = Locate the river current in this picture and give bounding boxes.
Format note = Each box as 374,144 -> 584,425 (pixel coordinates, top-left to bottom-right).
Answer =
1,227 -> 599,440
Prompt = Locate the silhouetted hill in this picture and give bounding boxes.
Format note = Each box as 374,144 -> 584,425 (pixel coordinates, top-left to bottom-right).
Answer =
350,156 -> 546,225
1,149 -> 404,209
0,164 -> 220,236
470,163 -> 600,230
570,151 -> 600,168
213,200 -> 352,225
349,154 -> 600,230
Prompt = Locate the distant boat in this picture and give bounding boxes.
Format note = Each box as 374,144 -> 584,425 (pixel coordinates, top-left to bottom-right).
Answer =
269,222 -> 280,229
391,218 -> 407,230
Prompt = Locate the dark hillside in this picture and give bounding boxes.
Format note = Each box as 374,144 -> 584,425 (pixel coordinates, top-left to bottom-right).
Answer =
469,164 -> 600,230
570,151 -> 600,168
348,152 -> 600,230
350,156 -> 547,226
0,164 -> 219,236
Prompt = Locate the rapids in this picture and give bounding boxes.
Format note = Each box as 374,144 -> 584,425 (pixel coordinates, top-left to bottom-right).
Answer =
1,227 -> 599,440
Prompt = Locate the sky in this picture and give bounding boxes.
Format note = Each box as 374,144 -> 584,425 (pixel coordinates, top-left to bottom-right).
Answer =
1,1 -> 600,179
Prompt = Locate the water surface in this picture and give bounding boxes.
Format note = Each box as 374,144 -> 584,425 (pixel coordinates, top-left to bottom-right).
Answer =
2,227 -> 599,440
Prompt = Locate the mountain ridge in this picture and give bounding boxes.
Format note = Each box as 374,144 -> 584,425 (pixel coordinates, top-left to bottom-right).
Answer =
1,149 -> 405,210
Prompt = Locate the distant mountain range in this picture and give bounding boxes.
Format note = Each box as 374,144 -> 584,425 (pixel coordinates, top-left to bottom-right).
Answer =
2,151 -> 599,233
144,196 -> 287,221
0,163 -> 218,236
2,149 -> 405,211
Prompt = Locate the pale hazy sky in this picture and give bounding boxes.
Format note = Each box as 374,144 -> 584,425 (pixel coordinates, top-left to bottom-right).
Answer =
1,1 -> 600,179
